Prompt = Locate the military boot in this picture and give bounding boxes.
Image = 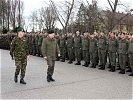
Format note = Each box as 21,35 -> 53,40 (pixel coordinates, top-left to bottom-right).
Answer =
49,75 -> 55,82
129,70 -> 133,76
47,75 -> 51,82
119,69 -> 125,74
68,60 -> 73,64
99,65 -> 105,70
75,61 -> 81,65
112,66 -> 116,72
14,75 -> 18,83
61,59 -> 65,62
20,78 -> 26,84
82,62 -> 86,66
84,62 -> 89,67
107,64 -> 111,68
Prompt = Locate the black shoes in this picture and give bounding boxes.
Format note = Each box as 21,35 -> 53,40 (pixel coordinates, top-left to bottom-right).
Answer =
14,75 -> 18,83
47,75 -> 55,82
75,61 -> 81,65
109,66 -> 116,72
20,78 -> 26,84
129,73 -> 133,76
119,69 -> 125,74
99,65 -> 105,70
68,60 -> 73,64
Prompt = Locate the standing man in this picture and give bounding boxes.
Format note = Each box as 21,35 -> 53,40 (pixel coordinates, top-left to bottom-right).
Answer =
41,30 -> 60,82
10,27 -> 29,84
82,32 -> 90,67
118,33 -> 128,74
98,32 -> 108,70
74,31 -> 82,65
108,32 -> 118,72
128,34 -> 133,76
89,34 -> 98,68
66,32 -> 74,64
59,33 -> 67,62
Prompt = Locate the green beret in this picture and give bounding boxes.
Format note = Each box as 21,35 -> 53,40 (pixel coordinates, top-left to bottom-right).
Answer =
17,26 -> 24,32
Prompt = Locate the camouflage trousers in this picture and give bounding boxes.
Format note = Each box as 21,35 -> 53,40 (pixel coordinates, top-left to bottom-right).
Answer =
47,60 -> 55,76
15,57 -> 27,78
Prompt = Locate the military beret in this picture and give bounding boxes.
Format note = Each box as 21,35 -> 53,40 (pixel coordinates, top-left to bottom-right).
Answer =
47,29 -> 54,34
16,26 -> 24,32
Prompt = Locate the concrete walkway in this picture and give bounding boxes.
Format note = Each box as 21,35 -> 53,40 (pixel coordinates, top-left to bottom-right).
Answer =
0,49 -> 133,99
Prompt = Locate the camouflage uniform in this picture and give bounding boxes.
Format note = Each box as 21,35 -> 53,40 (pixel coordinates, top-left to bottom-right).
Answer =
10,36 -> 29,79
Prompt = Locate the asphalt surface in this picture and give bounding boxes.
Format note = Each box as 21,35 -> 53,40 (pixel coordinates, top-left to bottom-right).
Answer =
0,49 -> 133,99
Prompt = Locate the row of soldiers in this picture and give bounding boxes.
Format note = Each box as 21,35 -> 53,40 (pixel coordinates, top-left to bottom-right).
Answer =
0,31 -> 133,76
25,31 -> 133,76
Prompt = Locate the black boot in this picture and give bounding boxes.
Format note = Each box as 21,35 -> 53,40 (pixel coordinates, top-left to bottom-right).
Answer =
82,62 -> 86,66
20,78 -> 26,84
119,69 -> 125,74
75,61 -> 81,65
14,75 -> 18,83
126,67 -> 132,72
116,67 -> 121,70
129,70 -> 133,76
93,64 -> 96,68
49,75 -> 55,81
68,60 -> 73,64
61,59 -> 65,62
98,65 -> 102,68
112,66 -> 116,72
84,62 -> 89,67
90,64 -> 94,68
99,65 -> 105,70
47,75 -> 51,82
107,64 -> 111,68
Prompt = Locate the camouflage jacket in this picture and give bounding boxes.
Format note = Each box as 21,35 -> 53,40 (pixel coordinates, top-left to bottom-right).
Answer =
10,36 -> 29,59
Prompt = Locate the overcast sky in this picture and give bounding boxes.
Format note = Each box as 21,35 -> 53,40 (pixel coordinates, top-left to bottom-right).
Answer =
22,0 -> 133,29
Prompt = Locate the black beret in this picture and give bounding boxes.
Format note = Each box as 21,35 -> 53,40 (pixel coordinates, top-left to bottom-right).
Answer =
47,29 -> 54,34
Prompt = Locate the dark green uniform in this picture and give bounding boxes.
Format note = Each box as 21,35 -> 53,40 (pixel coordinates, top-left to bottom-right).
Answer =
10,36 -> 29,79
82,36 -> 90,67
108,37 -> 118,71
41,36 -> 60,76
128,39 -> 133,76
98,36 -> 107,70
38,35 -> 43,56
66,36 -> 74,63
89,37 -> 98,68
59,36 -> 66,62
118,38 -> 128,74
74,35 -> 82,64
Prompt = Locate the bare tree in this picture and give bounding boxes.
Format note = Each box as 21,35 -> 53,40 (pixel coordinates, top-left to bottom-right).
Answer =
50,0 -> 75,33
39,6 -> 57,30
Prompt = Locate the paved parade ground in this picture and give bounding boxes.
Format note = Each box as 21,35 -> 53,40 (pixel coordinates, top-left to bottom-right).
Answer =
0,49 -> 133,99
